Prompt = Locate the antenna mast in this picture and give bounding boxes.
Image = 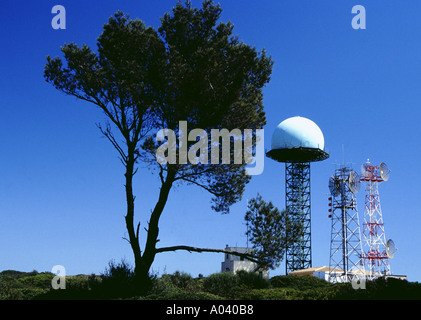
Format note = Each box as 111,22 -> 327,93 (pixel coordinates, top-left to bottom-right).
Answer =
328,166 -> 363,283
360,160 -> 392,280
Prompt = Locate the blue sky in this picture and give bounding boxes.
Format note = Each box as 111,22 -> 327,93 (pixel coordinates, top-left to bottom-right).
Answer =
1,0 -> 420,281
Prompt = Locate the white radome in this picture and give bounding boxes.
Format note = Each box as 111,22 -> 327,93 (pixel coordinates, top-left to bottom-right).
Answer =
271,116 -> 325,151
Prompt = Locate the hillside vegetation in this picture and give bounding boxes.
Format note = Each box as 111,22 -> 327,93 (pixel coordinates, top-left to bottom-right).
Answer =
1,266 -> 421,300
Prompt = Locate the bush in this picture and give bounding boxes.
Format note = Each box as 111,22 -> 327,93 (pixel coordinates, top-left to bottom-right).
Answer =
0,272 -> 56,300
203,272 -> 240,298
165,271 -> 197,291
96,259 -> 138,299
145,275 -> 222,300
270,275 -> 329,290
236,270 -> 270,290
328,278 -> 421,300
5,265 -> 421,300
240,287 -> 302,300
145,271 -> 210,300
17,273 -> 54,290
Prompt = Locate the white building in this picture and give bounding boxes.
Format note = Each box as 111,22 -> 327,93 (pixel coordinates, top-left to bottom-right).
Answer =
221,245 -> 269,278
289,266 -> 363,283
288,266 -> 407,282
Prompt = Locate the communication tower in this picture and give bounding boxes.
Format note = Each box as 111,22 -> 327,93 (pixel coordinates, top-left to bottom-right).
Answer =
360,160 -> 395,280
328,166 -> 364,283
266,116 -> 329,274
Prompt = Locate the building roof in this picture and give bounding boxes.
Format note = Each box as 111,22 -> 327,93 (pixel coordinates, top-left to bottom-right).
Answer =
288,266 -> 343,275
289,266 -> 384,277
224,245 -> 253,254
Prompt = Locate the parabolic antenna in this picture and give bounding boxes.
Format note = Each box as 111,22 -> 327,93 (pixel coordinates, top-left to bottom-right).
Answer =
379,162 -> 391,181
386,239 -> 396,259
348,170 -> 360,194
329,176 -> 340,197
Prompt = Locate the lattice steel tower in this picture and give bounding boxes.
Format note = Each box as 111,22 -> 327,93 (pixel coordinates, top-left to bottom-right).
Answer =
267,116 -> 329,274
284,162 -> 312,271
360,160 -> 393,280
328,166 -> 364,283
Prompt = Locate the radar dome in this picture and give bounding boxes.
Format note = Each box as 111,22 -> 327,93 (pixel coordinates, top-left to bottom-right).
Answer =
266,116 -> 329,163
271,116 -> 325,150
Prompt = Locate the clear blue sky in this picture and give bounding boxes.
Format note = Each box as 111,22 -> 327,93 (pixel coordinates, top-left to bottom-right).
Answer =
1,0 -> 420,281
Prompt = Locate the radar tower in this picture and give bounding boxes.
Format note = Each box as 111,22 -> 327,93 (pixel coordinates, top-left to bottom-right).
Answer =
266,116 -> 329,274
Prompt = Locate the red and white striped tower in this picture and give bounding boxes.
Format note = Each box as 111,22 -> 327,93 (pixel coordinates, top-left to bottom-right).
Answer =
360,159 -> 391,280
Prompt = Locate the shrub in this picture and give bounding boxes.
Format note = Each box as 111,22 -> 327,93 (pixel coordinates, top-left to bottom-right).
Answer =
146,276 -> 182,300
166,271 -> 197,291
17,273 -> 54,290
97,259 -> 138,299
240,287 -> 302,300
270,275 -> 329,290
236,270 -> 270,290
203,272 -> 240,298
146,271 -> 210,300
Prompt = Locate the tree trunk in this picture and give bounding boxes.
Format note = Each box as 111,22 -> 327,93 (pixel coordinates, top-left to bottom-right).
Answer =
123,156 -> 144,291
130,167 -> 176,293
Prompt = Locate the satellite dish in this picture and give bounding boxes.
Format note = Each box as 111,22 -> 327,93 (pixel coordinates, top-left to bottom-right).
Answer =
379,162 -> 390,181
386,239 -> 396,259
348,170 -> 360,194
329,176 -> 340,197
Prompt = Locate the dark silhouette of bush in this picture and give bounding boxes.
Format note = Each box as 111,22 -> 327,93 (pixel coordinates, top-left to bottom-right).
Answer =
92,258 -> 157,298
33,259 -> 155,299
330,277 -> 421,300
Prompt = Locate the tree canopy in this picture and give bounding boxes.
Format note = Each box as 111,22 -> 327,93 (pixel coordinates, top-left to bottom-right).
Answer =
245,194 -> 303,270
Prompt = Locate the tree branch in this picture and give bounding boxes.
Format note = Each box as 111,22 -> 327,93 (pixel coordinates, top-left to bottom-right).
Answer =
154,245 -> 262,265
97,123 -> 128,164
180,178 -> 223,197
173,166 -> 214,181
136,222 -> 140,241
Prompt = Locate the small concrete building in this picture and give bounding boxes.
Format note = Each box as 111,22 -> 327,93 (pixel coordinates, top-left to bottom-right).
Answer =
221,245 -> 269,278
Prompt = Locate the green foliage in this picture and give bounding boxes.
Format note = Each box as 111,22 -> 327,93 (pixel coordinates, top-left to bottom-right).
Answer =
240,287 -> 302,300
2,267 -> 421,300
163,271 -> 199,291
236,270 -> 270,290
202,272 -> 240,298
44,1 -> 273,216
0,270 -> 39,279
145,272 -> 221,300
270,275 -> 330,290
0,271 -> 54,300
328,278 -> 421,300
245,194 -> 303,269
17,273 -> 55,289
